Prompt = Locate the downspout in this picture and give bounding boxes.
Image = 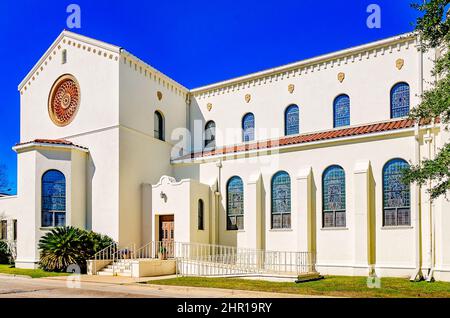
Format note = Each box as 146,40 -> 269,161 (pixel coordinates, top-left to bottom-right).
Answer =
186,93 -> 192,155
410,36 -> 424,281
214,160 -> 222,245
425,122 -> 436,282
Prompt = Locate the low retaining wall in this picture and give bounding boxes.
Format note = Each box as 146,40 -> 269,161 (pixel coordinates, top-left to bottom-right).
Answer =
131,259 -> 176,278
87,259 -> 112,275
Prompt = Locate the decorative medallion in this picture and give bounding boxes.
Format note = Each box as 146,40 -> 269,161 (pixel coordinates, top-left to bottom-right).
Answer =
207,103 -> 213,112
396,58 -> 404,70
337,72 -> 345,83
157,91 -> 163,101
48,74 -> 80,127
288,84 -> 295,94
245,94 -> 251,103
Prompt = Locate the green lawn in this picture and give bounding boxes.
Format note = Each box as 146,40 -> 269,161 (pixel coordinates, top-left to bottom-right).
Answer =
0,264 -> 70,279
146,276 -> 450,298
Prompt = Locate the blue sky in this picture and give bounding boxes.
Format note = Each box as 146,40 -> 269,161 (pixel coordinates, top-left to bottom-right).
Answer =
0,0 -> 420,194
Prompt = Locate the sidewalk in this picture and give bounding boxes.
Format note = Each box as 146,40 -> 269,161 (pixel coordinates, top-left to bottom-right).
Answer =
44,274 -> 324,298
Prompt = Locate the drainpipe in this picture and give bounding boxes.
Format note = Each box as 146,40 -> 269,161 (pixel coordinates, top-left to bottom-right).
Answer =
214,160 -> 222,245
425,123 -> 436,282
410,37 -> 424,281
410,123 -> 423,282
186,93 -> 192,155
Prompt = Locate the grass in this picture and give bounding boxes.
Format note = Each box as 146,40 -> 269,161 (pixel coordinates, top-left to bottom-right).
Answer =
146,275 -> 450,298
0,264 -> 70,279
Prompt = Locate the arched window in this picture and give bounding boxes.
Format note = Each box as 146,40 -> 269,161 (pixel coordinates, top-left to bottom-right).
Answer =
154,111 -> 164,141
271,171 -> 291,229
242,113 -> 255,142
198,199 -> 204,230
391,82 -> 410,118
226,176 -> 244,230
204,120 -> 216,149
333,94 -> 350,128
322,165 -> 346,228
42,170 -> 66,227
383,159 -> 411,226
285,105 -> 299,136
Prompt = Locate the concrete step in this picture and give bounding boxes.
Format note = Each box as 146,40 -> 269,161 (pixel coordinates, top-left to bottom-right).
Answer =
102,267 -> 130,273
97,271 -> 114,276
105,265 -> 130,270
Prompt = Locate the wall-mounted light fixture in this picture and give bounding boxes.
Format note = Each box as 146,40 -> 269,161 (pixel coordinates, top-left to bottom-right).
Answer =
160,191 -> 167,202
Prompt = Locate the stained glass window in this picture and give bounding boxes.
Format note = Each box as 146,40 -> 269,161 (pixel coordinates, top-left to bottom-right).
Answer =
154,111 -> 164,141
227,176 -> 244,230
285,105 -> 299,136
322,165 -> 346,228
204,120 -> 216,149
242,113 -> 255,142
198,199 -> 204,230
271,171 -> 291,229
42,170 -> 66,227
333,95 -> 350,128
383,159 -> 411,226
391,82 -> 410,118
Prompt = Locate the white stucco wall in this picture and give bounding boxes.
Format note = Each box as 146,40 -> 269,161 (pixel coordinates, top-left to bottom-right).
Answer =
174,128 -> 434,277
1,30 -> 447,281
188,36 -> 432,152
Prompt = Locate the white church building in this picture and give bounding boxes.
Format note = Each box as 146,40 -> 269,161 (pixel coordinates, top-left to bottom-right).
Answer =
0,30 -> 449,281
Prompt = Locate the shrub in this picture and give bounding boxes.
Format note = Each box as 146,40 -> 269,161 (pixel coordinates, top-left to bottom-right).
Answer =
0,241 -> 12,264
38,226 -> 114,273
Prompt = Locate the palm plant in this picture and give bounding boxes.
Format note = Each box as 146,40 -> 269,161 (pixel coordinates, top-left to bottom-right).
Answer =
38,226 -> 114,272
0,241 -> 12,264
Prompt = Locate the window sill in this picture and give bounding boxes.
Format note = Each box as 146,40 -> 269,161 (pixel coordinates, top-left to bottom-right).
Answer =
226,229 -> 245,232
39,227 -> 55,231
381,226 -> 413,230
321,227 -> 348,231
269,229 -> 293,232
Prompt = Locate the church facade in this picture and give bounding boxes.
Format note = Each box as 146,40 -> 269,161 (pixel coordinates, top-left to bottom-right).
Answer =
0,30 -> 449,281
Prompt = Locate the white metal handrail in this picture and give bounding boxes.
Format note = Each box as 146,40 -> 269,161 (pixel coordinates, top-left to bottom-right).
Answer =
173,242 -> 315,277
90,240 -> 316,277
92,242 -> 117,274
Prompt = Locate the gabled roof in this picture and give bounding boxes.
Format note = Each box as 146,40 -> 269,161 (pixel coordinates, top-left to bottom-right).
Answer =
18,30 -> 189,93
18,30 -> 121,91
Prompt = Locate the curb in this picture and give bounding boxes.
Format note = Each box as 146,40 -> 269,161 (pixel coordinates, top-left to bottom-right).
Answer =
0,273 -> 33,279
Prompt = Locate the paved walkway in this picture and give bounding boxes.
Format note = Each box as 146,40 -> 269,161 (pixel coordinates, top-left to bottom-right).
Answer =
0,274 -> 322,298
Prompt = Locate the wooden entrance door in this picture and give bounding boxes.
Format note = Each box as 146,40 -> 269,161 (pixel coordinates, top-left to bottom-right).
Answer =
159,215 -> 174,258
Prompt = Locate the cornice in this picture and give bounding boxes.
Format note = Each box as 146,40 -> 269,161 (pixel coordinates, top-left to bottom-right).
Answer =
18,30 -> 121,93
190,32 -> 417,99
120,49 -> 189,98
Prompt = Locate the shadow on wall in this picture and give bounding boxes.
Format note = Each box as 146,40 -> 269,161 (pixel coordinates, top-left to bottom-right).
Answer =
368,166 -> 376,267
86,155 -> 96,231
310,172 -> 317,257
261,179 -> 266,251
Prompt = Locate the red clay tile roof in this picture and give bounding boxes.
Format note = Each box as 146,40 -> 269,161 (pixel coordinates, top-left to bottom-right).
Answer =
15,139 -> 88,150
179,118 -> 439,160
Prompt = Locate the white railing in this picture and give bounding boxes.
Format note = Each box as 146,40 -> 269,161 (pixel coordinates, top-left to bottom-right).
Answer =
173,242 -> 316,277
112,243 -> 137,275
92,242 -> 117,274
90,241 -> 316,277
134,241 -> 176,259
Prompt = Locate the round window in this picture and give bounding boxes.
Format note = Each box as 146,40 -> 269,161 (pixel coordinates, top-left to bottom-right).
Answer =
48,74 -> 80,126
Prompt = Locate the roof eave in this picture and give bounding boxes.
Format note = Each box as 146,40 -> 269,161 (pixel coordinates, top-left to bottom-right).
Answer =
13,141 -> 89,153
18,30 -> 122,91
190,32 -> 417,94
